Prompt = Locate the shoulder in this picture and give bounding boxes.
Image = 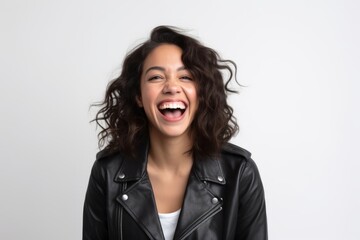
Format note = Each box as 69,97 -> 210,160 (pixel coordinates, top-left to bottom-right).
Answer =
90,149 -> 125,180
220,142 -> 253,167
219,142 -> 261,178
221,142 -> 252,159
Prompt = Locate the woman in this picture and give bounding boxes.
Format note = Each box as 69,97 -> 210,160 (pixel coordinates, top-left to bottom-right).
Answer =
83,26 -> 267,240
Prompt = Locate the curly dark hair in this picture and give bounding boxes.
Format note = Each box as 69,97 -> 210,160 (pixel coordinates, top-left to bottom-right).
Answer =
94,25 -> 239,158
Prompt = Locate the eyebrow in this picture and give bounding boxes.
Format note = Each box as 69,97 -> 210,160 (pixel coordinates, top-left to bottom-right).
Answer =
144,66 -> 186,74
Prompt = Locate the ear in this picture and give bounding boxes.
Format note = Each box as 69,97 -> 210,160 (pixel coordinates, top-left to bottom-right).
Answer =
136,95 -> 143,107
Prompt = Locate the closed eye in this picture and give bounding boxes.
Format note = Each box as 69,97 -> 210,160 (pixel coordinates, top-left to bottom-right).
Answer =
180,75 -> 193,81
148,75 -> 164,81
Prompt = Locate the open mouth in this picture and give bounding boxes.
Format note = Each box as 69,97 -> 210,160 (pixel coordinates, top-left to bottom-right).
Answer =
158,101 -> 186,119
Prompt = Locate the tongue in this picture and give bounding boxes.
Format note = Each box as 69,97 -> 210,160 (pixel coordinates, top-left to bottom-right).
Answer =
163,109 -> 182,119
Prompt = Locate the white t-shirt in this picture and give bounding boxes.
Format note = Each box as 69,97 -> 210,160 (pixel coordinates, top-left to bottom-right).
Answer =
158,209 -> 181,240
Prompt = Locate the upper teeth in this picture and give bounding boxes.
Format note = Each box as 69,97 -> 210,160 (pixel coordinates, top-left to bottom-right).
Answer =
159,102 -> 186,110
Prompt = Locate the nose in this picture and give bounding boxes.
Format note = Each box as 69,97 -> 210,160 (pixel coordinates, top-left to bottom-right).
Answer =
162,78 -> 181,94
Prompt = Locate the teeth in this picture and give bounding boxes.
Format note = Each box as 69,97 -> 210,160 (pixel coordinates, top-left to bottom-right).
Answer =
159,102 -> 186,110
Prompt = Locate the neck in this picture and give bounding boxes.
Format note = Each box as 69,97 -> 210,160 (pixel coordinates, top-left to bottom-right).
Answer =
147,129 -> 194,172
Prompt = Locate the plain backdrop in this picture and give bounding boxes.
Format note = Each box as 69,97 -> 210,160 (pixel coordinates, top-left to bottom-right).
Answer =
1,0 -> 359,239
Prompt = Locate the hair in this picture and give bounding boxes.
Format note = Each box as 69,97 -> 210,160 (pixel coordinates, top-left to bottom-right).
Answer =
93,25 -> 240,158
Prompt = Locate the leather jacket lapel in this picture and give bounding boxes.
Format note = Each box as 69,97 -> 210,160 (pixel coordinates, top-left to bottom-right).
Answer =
114,140 -> 165,240
174,172 -> 223,240
174,156 -> 225,240
116,176 -> 164,240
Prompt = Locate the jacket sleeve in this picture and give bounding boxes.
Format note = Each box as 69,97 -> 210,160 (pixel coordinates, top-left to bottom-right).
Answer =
236,158 -> 268,240
83,160 -> 108,240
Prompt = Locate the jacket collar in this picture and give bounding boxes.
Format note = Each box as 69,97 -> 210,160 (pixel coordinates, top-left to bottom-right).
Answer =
113,139 -> 149,183
114,138 -> 226,185
114,138 -> 225,240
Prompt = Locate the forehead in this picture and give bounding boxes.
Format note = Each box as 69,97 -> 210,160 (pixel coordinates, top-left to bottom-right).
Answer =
143,44 -> 183,70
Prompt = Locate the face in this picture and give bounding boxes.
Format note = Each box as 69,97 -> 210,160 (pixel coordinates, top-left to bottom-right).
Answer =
137,44 -> 198,140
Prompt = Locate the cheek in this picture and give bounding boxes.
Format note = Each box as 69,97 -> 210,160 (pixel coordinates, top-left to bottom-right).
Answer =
140,87 -> 158,109
184,85 -> 198,103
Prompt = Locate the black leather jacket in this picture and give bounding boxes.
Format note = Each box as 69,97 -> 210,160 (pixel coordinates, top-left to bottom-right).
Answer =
83,141 -> 267,240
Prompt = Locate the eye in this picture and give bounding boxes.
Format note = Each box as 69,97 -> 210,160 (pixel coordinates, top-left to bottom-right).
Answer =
180,75 -> 193,81
148,75 -> 163,81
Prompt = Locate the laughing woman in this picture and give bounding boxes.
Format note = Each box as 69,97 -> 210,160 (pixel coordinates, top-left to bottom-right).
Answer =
83,26 -> 267,240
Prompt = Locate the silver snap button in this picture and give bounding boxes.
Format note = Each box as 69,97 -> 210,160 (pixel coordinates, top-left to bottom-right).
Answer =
118,173 -> 125,179
122,194 -> 128,201
211,197 -> 219,204
217,176 -> 224,182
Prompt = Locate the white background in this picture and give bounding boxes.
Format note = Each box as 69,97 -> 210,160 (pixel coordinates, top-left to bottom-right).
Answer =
1,0 -> 359,239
